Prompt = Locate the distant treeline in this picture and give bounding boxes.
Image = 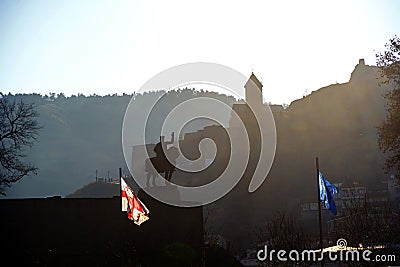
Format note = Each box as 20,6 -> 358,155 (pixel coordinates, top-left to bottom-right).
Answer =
1,89 -> 237,198
2,87 -> 237,102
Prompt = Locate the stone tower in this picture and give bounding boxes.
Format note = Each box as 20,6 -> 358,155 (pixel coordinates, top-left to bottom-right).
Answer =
229,73 -> 264,129
245,72 -> 263,106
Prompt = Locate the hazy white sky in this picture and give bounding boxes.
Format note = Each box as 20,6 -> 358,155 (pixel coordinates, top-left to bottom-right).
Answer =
1,0 -> 399,104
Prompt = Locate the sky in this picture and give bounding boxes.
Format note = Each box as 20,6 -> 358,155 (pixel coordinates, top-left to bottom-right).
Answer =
0,0 -> 400,104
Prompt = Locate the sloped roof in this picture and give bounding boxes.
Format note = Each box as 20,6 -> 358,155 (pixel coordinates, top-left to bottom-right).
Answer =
244,72 -> 263,91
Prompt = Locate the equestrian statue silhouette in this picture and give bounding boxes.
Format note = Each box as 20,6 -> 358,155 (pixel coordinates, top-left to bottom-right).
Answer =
145,132 -> 179,187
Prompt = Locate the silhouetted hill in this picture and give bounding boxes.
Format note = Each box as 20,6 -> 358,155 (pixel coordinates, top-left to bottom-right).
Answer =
2,90 -> 236,198
3,61 -> 391,200
271,59 -> 389,195
66,181 -> 119,198
203,60 -> 393,250
3,60 -> 392,251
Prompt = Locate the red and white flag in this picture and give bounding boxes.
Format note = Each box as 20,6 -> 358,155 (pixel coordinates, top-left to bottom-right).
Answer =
121,177 -> 150,225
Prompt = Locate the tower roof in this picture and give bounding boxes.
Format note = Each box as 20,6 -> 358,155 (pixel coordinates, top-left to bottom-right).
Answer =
245,72 -> 263,91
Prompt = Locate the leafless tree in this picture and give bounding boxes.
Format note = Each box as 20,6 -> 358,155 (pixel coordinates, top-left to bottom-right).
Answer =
329,197 -> 400,267
0,94 -> 42,195
254,212 -> 311,266
331,197 -> 399,248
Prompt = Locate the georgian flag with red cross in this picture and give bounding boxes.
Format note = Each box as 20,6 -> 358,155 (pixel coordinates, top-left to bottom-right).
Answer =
121,178 -> 149,225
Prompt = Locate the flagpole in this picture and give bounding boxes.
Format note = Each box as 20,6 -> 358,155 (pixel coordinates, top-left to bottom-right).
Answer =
119,168 -> 122,211
118,167 -> 124,266
316,157 -> 324,266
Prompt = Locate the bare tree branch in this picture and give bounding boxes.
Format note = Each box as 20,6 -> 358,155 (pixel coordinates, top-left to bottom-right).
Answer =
0,94 -> 42,195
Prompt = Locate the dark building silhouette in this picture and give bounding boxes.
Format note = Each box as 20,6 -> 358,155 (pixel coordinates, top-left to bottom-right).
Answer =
0,191 -> 203,266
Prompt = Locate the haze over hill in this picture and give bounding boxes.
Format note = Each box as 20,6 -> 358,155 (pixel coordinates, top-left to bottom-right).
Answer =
269,59 -> 389,196
58,60 -> 395,250
2,90 -> 236,197
192,60 -> 394,249
2,60 -> 392,203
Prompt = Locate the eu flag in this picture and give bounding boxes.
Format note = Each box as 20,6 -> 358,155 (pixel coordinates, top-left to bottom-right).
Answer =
319,172 -> 338,215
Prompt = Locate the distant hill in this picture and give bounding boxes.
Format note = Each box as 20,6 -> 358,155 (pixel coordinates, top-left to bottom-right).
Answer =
196,60 -> 394,250
269,59 -> 389,195
2,90 -> 236,198
5,60 -> 395,250
2,60 -> 392,204
66,181 -> 119,198
67,60 -> 391,213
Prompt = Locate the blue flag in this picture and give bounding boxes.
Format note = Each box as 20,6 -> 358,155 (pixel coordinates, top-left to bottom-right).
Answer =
319,172 -> 338,215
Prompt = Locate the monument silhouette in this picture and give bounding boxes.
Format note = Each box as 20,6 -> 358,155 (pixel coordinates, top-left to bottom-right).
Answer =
145,132 -> 179,186
134,73 -> 266,189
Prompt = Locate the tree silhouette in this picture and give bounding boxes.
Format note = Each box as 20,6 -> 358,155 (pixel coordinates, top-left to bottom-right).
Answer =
376,36 -> 400,177
0,94 -> 42,195
255,212 -> 310,251
251,212 -> 311,266
330,198 -> 399,267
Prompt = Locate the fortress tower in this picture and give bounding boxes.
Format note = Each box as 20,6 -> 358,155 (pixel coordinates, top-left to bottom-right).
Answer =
229,73 -> 264,129
245,72 -> 263,106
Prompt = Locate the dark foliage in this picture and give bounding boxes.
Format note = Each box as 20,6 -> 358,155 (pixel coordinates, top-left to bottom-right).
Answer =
376,36 -> 400,176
